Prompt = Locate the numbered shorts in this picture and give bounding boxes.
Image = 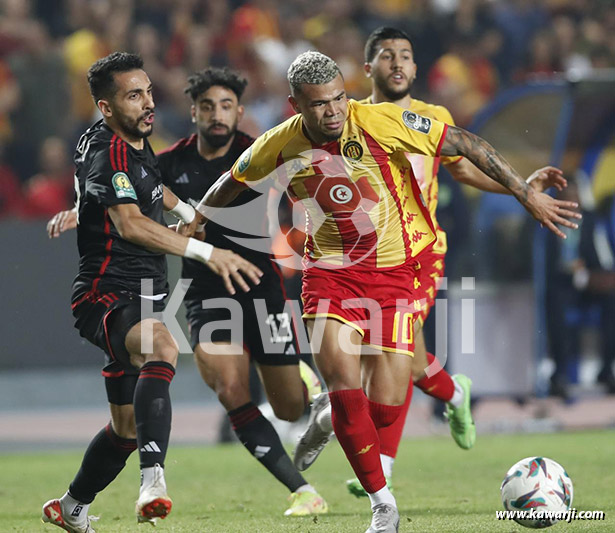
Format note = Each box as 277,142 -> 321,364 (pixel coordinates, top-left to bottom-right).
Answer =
301,262 -> 422,356
71,289 -> 166,404
184,279 -> 300,366
413,250 -> 446,325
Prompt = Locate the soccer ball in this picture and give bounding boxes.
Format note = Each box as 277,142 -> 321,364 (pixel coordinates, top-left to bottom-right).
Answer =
500,457 -> 573,528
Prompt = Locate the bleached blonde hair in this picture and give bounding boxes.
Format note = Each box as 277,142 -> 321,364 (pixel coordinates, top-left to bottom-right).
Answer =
287,51 -> 342,94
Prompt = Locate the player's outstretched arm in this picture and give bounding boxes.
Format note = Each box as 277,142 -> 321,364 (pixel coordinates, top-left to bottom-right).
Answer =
194,170 -> 245,223
441,126 -> 581,239
446,157 -> 567,195
47,207 -> 77,238
108,203 -> 262,294
162,185 -> 205,237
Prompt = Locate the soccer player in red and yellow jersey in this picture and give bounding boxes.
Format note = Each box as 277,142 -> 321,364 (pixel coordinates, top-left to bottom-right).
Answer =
195,51 -> 579,533
341,27 -> 570,499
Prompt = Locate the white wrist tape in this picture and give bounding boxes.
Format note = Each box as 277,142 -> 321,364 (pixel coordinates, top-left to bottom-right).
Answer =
169,200 -> 196,224
184,238 -> 213,263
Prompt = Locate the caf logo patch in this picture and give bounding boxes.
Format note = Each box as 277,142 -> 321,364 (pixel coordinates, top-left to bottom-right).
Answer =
343,141 -> 363,161
402,111 -> 431,134
112,172 -> 137,200
237,146 -> 252,174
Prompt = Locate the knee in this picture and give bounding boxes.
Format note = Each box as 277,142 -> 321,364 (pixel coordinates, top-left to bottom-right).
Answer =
411,360 -> 427,381
215,379 -> 249,410
316,362 -> 359,393
270,397 -> 304,422
325,376 -> 359,393
114,422 -> 137,440
111,412 -> 137,439
152,332 -> 178,367
377,389 -> 407,406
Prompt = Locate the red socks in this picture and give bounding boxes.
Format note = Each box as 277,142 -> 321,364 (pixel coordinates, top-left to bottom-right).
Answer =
330,355 -> 453,490
367,352 -> 455,463
329,389 -> 385,493
415,353 -> 454,402
368,379 -> 413,458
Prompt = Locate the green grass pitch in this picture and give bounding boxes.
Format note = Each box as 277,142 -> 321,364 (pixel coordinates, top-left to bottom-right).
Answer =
3,430 -> 614,532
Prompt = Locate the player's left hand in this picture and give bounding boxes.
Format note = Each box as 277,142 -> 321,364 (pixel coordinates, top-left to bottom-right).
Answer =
206,247 -> 263,295
526,166 -> 566,193
524,188 -> 582,239
47,208 -> 77,238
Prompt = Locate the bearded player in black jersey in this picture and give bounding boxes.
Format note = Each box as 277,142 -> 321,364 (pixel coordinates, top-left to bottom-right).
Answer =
156,67 -> 327,517
45,65 -> 328,519
41,53 -> 262,533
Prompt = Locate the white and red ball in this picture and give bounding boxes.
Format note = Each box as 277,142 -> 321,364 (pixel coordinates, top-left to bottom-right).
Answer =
500,457 -> 573,528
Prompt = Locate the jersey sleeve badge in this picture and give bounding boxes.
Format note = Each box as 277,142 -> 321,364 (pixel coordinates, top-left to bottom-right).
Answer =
112,172 -> 137,200
237,146 -> 252,174
402,111 -> 432,134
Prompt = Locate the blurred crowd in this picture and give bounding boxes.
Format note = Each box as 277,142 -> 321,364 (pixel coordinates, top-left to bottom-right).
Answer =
0,0 -> 614,220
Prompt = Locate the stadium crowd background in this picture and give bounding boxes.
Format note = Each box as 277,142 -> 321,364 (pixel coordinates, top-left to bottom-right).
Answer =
1,0 -> 613,213
1,0 -> 615,402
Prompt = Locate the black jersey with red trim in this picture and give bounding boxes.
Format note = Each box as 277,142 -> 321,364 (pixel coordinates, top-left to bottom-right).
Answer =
72,120 -> 167,301
158,131 -> 274,298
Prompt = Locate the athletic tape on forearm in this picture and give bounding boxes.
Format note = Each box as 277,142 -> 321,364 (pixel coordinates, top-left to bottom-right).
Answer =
168,200 -> 196,224
184,238 -> 213,263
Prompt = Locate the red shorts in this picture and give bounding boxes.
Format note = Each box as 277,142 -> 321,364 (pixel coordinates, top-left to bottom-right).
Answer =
413,251 -> 446,324
301,263 -> 422,356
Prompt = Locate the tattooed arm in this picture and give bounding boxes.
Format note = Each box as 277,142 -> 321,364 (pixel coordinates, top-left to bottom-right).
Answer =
441,126 -> 581,238
446,158 -> 566,195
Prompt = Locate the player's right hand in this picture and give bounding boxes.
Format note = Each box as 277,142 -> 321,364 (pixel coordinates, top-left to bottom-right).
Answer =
176,211 -> 207,238
206,248 -> 263,295
524,187 -> 581,239
47,208 -> 77,238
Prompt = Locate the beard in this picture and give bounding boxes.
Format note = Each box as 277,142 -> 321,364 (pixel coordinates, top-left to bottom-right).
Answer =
117,112 -> 153,139
374,75 -> 411,101
202,123 -> 237,148
320,129 -> 344,142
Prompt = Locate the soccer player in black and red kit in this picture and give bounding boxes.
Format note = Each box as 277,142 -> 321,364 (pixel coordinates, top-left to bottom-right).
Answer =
41,53 -> 262,533
157,67 -> 327,517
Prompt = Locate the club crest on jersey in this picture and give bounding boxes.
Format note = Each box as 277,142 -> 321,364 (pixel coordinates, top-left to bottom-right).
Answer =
402,111 -> 431,134
112,172 -> 137,200
343,141 -> 363,161
237,146 -> 252,173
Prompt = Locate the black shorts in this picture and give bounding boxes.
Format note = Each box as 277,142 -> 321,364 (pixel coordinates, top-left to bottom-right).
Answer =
184,277 -> 300,366
72,290 -> 165,378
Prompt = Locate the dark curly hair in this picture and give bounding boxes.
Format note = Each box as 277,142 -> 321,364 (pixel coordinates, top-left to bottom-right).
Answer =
87,52 -> 144,102
184,67 -> 248,102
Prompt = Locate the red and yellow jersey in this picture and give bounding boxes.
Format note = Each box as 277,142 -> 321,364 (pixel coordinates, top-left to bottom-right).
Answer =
361,96 -> 462,254
230,99 -> 448,270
